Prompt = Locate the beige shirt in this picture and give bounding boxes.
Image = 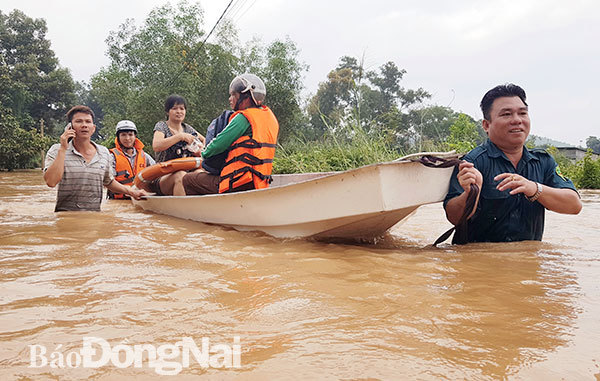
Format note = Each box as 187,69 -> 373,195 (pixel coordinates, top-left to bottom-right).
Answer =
44,141 -> 114,211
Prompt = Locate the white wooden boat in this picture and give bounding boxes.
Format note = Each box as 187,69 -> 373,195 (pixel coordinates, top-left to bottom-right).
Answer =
131,154 -> 455,240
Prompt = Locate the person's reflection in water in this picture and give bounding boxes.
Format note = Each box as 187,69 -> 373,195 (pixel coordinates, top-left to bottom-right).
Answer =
424,242 -> 580,379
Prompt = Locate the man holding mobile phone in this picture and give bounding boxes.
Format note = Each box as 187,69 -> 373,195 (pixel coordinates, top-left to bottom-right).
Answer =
43,105 -> 147,211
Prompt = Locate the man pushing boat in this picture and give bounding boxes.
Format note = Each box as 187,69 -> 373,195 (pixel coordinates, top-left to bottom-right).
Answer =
443,84 -> 582,243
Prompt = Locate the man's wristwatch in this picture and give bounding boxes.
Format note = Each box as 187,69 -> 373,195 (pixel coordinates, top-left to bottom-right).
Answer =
526,182 -> 543,202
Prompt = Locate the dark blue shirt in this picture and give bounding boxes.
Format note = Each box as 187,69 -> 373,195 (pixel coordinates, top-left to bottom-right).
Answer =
202,110 -> 233,175
443,140 -> 578,242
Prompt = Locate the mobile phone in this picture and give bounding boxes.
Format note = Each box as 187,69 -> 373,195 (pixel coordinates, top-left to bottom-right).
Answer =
65,123 -> 73,142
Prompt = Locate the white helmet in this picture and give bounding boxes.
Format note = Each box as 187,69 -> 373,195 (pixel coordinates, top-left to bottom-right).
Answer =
115,120 -> 137,134
229,73 -> 266,105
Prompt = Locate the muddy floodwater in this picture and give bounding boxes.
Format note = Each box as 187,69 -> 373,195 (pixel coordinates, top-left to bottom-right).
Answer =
1,171 -> 599,380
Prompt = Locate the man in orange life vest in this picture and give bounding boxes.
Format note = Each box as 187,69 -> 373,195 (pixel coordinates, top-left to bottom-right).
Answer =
182,74 -> 279,195
109,120 -> 156,199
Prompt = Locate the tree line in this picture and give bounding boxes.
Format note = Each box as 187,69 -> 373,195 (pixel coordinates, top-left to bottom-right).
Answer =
1,3 -> 599,188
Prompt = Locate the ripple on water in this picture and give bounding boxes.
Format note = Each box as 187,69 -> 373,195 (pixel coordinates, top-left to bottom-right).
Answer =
1,173 -> 599,379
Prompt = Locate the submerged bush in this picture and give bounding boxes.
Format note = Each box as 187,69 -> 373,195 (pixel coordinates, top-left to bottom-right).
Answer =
577,151 -> 600,189
0,113 -> 52,171
273,123 -> 400,174
547,146 -> 600,189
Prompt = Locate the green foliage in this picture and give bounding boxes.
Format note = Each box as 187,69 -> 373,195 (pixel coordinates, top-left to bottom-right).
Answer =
8,2 -> 597,190
525,135 -> 537,149
586,136 -> 600,153
545,146 -> 579,181
0,111 -> 51,170
238,37 -> 308,142
546,146 -> 600,189
274,133 -> 398,174
0,8 -> 75,170
446,113 -> 480,153
90,1 -> 307,149
577,150 -> 600,189
307,65 -> 355,138
90,1 -> 228,147
0,9 -> 76,136
307,56 -> 430,143
406,106 -> 459,151
274,111 -> 399,174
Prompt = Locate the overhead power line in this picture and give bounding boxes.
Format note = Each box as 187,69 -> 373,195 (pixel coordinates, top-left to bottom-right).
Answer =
165,0 -> 236,88
225,0 -> 248,20
233,0 -> 257,23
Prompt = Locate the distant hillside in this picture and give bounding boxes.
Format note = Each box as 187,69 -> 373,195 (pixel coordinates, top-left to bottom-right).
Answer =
529,135 -> 575,148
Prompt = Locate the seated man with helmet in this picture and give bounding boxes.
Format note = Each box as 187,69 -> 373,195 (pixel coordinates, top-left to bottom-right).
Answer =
108,120 -> 156,199
182,73 -> 279,195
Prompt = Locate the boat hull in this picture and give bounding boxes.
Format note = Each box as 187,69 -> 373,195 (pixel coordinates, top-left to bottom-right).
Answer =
131,161 -> 453,240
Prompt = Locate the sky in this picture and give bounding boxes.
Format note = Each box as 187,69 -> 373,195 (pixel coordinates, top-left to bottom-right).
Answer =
1,0 -> 599,146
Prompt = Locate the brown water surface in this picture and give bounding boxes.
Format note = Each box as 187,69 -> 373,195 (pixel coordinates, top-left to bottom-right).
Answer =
1,171 -> 599,380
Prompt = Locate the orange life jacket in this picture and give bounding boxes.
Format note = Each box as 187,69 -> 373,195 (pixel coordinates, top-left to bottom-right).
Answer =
219,106 -> 279,193
109,137 -> 148,199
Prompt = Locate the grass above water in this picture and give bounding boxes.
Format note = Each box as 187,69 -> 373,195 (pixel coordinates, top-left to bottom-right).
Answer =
273,132 -> 402,174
